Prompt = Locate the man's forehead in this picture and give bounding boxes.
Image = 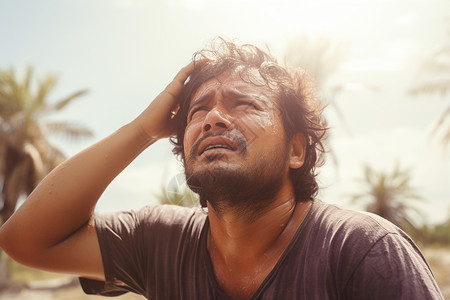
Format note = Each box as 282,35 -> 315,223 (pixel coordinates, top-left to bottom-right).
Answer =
189,73 -> 275,107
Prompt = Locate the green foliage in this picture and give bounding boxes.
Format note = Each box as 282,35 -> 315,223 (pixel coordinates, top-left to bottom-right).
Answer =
285,34 -> 347,90
408,28 -> 450,148
0,66 -> 92,140
284,34 -> 353,129
418,217 -> 450,245
0,66 -> 93,223
408,44 -> 450,96
351,163 -> 424,233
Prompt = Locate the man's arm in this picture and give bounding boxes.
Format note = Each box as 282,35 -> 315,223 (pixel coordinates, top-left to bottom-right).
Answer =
0,62 -> 195,280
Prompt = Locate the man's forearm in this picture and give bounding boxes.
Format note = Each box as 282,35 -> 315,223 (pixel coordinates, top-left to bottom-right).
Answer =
0,120 -> 153,257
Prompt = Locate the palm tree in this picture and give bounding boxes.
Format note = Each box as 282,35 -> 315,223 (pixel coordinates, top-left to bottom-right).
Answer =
351,164 -> 424,233
285,34 -> 380,126
285,34 -> 352,134
0,66 -> 93,285
0,66 -> 93,224
408,28 -> 450,147
284,34 -> 379,169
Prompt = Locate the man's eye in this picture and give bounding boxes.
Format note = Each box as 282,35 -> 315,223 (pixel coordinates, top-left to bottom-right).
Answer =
237,101 -> 258,110
188,108 -> 208,121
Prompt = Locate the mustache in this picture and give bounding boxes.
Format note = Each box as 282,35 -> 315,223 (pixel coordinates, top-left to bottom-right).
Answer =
189,130 -> 248,158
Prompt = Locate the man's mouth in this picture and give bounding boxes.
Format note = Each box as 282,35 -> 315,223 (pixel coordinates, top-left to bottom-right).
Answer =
198,136 -> 238,156
201,144 -> 234,155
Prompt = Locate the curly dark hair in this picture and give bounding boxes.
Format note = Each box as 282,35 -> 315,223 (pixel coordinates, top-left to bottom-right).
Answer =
170,38 -> 328,204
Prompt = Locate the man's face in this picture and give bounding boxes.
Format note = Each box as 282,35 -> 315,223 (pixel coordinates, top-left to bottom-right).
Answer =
183,71 -> 293,209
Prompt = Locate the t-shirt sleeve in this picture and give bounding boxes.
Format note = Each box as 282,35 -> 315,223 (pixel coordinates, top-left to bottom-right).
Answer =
79,205 -> 199,297
342,232 -> 444,300
79,208 -> 149,296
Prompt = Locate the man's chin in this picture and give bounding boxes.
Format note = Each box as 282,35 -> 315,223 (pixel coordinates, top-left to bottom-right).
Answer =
185,164 -> 240,194
204,153 -> 227,162
187,155 -> 238,172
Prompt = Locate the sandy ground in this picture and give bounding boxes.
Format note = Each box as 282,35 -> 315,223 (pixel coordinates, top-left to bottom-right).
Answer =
1,247 -> 449,299
423,247 -> 450,299
0,277 -> 145,300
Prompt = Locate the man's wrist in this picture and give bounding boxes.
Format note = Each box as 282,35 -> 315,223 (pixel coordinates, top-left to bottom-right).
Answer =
127,119 -> 159,148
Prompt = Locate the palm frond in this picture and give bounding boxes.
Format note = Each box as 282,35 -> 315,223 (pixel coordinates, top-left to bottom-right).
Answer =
417,45 -> 450,74
0,70 -> 23,111
408,80 -> 450,96
33,75 -> 57,113
350,164 -> 425,232
431,104 -> 450,138
407,29 -> 450,149
22,66 -> 33,99
51,89 -> 89,112
0,65 -> 92,225
45,121 -> 93,141
442,123 -> 450,149
285,34 -> 347,88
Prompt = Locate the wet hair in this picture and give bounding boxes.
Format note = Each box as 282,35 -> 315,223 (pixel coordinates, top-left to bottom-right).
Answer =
170,38 -> 328,203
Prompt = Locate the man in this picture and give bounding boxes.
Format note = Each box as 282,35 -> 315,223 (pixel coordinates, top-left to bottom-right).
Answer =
0,40 -> 444,299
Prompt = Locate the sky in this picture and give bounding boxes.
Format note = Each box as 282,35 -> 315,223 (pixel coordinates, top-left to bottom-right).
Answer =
1,0 -> 449,224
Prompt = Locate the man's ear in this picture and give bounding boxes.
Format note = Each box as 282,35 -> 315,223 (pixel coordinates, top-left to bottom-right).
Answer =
288,133 -> 306,169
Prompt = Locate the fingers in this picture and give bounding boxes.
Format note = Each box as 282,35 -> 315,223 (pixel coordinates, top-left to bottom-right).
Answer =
136,59 -> 209,139
163,61 -> 196,99
174,60 -> 196,81
174,58 -> 209,81
164,59 -> 210,99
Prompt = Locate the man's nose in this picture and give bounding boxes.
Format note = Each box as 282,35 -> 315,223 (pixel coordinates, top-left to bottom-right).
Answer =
202,107 -> 232,133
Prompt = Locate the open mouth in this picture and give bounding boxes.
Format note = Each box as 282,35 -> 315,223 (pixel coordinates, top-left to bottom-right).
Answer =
198,136 -> 238,156
201,144 -> 234,154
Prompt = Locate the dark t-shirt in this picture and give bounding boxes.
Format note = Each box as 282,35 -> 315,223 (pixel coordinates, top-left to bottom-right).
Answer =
80,200 -> 443,299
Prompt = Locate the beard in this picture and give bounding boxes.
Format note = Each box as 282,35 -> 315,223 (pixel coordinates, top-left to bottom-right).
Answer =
184,131 -> 290,221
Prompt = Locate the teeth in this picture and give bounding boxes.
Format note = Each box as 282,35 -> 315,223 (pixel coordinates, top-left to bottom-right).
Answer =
205,144 -> 231,151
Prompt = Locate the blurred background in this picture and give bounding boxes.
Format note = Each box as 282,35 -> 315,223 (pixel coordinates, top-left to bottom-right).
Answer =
1,0 -> 449,298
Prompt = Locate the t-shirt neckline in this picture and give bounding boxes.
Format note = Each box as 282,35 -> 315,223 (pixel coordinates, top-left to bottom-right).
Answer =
201,200 -> 317,299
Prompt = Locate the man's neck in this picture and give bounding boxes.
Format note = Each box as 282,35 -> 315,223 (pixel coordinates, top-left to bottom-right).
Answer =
206,182 -> 312,299
207,197 -> 311,265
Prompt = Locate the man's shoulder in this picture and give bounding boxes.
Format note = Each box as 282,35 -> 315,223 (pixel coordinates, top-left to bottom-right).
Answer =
94,205 -> 208,235
298,201 -> 424,285
308,200 -> 408,245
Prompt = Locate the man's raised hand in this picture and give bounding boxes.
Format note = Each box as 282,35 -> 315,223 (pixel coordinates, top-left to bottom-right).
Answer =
135,61 -> 197,141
